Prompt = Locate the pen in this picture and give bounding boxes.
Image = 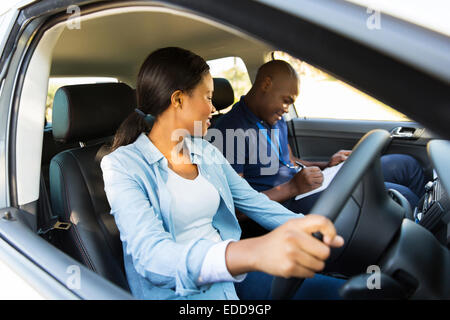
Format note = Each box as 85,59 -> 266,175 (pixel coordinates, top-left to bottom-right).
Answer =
294,160 -> 305,169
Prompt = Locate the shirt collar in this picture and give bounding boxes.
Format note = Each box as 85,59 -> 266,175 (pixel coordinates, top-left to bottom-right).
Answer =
183,135 -> 204,157
133,132 -> 203,166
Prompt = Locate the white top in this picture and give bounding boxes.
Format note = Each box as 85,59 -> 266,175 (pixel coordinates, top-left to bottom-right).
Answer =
166,166 -> 221,243
165,166 -> 246,285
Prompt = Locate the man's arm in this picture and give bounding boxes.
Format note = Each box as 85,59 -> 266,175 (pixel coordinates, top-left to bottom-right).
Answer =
288,145 -> 351,169
288,145 -> 328,170
234,172 -> 296,222
237,172 -> 296,203
235,169 -> 322,220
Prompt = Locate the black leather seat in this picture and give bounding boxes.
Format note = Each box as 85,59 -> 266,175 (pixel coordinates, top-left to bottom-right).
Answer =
211,77 -> 235,128
49,82 -> 136,291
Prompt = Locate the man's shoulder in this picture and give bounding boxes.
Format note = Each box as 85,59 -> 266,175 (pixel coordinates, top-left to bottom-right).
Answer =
213,105 -> 249,131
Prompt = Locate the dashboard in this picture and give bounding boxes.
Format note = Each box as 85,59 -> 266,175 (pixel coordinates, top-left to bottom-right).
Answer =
417,140 -> 450,249
414,175 -> 450,249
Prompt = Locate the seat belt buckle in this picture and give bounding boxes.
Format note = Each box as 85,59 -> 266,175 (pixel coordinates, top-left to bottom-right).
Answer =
52,221 -> 72,231
38,220 -> 72,235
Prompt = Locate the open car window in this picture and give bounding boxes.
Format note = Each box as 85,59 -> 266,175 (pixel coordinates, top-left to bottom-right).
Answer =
272,51 -> 412,122
207,56 -> 252,114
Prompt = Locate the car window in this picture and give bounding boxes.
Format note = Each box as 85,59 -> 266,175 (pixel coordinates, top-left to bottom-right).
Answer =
45,77 -> 118,128
207,57 -> 252,113
272,51 -> 411,122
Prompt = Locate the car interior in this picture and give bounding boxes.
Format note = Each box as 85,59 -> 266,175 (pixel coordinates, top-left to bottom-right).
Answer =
33,6 -> 278,295
5,2 -> 449,299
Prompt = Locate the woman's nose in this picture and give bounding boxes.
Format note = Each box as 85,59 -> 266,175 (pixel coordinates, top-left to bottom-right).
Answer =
211,105 -> 217,113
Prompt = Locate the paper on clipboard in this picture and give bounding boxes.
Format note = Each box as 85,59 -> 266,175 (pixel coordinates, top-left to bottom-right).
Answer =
294,162 -> 344,200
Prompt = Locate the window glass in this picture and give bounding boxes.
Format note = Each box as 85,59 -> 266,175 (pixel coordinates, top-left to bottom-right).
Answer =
272,51 -> 411,122
207,57 -> 252,113
46,77 -> 118,126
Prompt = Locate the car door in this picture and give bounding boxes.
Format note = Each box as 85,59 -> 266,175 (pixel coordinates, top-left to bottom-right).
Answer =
287,118 -> 436,181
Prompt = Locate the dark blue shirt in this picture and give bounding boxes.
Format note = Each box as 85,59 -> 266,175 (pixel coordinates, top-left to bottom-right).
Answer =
211,96 -> 297,192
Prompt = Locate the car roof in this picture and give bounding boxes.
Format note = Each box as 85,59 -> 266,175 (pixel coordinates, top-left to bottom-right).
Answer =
0,0 -> 38,15
49,7 -> 272,84
345,0 -> 450,37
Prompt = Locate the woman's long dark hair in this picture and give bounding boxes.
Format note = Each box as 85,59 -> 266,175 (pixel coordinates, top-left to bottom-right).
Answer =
110,47 -> 210,151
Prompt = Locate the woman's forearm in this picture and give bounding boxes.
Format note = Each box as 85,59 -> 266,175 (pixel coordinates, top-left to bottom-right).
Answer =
225,237 -> 261,276
224,216 -> 345,279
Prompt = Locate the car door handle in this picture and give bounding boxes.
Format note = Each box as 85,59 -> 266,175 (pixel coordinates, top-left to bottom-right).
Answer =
390,126 -> 422,140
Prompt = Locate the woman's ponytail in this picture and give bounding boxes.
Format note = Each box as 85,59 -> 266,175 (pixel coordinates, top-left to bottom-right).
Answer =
110,110 -> 153,152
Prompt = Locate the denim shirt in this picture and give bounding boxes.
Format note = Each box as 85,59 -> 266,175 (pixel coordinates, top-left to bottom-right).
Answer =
100,132 -> 301,300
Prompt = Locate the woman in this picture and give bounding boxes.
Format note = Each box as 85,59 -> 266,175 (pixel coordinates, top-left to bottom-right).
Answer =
101,47 -> 345,300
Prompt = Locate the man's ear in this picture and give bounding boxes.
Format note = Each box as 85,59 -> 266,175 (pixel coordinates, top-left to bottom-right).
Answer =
170,90 -> 184,108
261,76 -> 272,92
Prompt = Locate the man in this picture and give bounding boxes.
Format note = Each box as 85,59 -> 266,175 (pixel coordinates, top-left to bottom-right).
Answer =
212,60 -> 425,219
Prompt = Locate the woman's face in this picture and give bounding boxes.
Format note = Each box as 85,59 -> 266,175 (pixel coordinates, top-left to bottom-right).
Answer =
179,72 -> 216,136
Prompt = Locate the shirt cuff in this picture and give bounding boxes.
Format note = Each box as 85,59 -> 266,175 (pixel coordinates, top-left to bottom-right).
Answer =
197,239 -> 247,286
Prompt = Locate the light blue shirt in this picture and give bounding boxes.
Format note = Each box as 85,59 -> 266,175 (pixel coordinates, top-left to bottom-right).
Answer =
100,132 -> 302,300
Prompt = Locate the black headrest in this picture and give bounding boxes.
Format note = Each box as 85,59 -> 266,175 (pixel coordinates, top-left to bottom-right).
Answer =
52,83 -> 136,143
212,78 -> 234,111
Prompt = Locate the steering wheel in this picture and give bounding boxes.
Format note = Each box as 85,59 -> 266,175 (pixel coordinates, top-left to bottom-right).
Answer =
271,129 -> 392,299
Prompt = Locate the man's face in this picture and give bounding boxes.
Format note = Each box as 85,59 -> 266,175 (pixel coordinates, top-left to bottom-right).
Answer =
259,75 -> 299,126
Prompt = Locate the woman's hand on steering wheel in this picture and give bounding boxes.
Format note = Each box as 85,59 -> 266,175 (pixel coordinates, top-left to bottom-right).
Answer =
249,215 -> 344,278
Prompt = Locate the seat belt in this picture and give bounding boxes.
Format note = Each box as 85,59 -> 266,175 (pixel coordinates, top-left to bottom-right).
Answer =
287,118 -> 301,158
37,172 -> 71,240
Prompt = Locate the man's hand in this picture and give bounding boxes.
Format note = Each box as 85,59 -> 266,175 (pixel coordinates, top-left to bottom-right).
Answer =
327,150 -> 351,167
290,166 -> 324,195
